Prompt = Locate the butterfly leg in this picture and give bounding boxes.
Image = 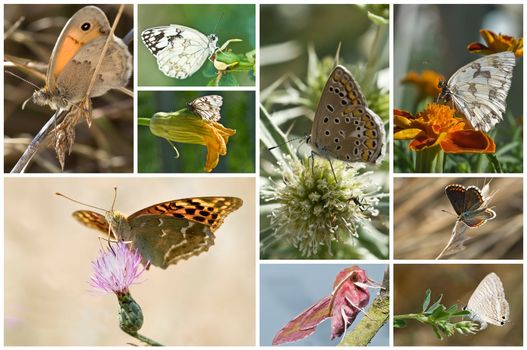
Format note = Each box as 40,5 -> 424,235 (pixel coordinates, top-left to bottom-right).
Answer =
345,296 -> 373,320
327,158 -> 338,183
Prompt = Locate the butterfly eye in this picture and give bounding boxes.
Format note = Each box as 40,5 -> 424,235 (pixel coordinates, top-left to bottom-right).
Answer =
81,22 -> 91,31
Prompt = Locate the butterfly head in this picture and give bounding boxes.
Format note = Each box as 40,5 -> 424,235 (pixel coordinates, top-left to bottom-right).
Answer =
31,88 -> 70,110
435,80 -> 451,103
208,34 -> 219,52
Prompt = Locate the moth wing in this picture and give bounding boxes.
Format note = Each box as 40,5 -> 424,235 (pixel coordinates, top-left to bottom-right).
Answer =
272,295 -> 331,345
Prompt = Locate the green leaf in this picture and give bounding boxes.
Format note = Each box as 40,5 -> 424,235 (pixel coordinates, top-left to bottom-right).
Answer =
445,304 -> 458,314
393,319 -> 407,328
422,289 -> 431,312
219,74 -> 239,86
367,11 -> 388,25
452,310 -> 470,317
427,294 -> 443,312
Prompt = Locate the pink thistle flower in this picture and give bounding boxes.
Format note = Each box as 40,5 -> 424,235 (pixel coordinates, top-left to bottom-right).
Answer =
90,242 -> 146,294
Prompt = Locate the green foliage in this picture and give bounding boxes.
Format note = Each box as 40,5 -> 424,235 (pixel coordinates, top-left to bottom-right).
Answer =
138,4 -> 255,86
138,91 -> 255,173
260,45 -> 389,258
394,289 -> 479,340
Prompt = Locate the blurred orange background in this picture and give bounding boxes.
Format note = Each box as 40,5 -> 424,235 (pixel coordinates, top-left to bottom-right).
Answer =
5,177 -> 255,345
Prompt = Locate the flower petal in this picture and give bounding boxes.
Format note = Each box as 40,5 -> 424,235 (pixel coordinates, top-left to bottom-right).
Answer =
440,130 -> 496,154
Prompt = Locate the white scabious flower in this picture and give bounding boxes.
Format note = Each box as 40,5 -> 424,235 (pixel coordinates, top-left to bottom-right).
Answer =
262,155 -> 381,257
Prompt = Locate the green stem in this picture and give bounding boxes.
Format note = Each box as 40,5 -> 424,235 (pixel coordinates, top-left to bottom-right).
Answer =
132,333 -> 163,346
415,146 -> 443,173
138,118 -> 150,127
339,268 -> 389,346
363,24 -> 383,92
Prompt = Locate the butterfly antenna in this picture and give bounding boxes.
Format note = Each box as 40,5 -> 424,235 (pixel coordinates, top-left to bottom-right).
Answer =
55,192 -> 106,212
267,136 -> 305,151
111,186 -> 118,212
5,70 -> 40,90
212,12 -> 224,35
441,209 -> 458,218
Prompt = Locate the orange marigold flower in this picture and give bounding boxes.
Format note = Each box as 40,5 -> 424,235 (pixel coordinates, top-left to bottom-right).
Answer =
394,103 -> 495,154
401,70 -> 445,98
467,29 -> 523,57
149,112 -> 236,172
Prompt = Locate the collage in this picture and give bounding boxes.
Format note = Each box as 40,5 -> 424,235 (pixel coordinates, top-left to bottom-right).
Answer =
2,1 -> 524,348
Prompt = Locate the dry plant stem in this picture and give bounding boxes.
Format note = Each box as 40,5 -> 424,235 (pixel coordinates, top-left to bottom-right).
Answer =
339,268 -> 389,346
435,221 -> 469,260
10,109 -> 67,173
85,4 -> 124,97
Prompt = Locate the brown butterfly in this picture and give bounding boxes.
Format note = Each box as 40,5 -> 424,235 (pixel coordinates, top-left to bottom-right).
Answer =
69,196 -> 243,269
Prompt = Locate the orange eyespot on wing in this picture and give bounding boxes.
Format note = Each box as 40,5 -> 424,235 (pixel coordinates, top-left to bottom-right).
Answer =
73,210 -> 116,239
128,197 -> 243,232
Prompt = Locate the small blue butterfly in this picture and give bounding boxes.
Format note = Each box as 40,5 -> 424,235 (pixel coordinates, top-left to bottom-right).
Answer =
445,184 -> 496,228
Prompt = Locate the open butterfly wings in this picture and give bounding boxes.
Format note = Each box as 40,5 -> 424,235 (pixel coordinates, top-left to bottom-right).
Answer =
442,51 -> 515,132
141,25 -> 218,79
309,65 -> 385,164
467,272 -> 509,329
73,197 -> 243,268
445,184 -> 496,227
188,95 -> 223,122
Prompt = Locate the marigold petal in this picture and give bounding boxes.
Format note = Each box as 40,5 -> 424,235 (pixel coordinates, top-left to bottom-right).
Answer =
394,128 -> 422,140
440,130 -> 496,154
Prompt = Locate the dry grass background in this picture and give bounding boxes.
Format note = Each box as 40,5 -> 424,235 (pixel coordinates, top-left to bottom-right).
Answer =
4,178 -> 255,345
4,4 -> 133,173
394,264 -> 523,346
394,177 -> 523,259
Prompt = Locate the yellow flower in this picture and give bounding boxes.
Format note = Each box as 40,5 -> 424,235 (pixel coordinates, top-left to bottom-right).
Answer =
149,112 -> 236,172
467,29 -> 523,57
401,70 -> 444,99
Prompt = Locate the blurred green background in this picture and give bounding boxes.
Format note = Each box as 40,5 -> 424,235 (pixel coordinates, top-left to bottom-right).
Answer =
138,4 -> 255,86
394,4 -> 523,173
394,264 -> 523,346
260,4 -> 389,260
138,91 -> 255,173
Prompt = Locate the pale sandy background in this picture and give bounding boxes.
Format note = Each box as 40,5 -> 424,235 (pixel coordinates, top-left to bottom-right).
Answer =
4,177 -> 255,346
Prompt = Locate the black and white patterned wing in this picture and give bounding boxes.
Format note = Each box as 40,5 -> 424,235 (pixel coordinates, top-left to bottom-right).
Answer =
141,25 -> 218,79
188,95 -> 223,122
446,51 -> 515,132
